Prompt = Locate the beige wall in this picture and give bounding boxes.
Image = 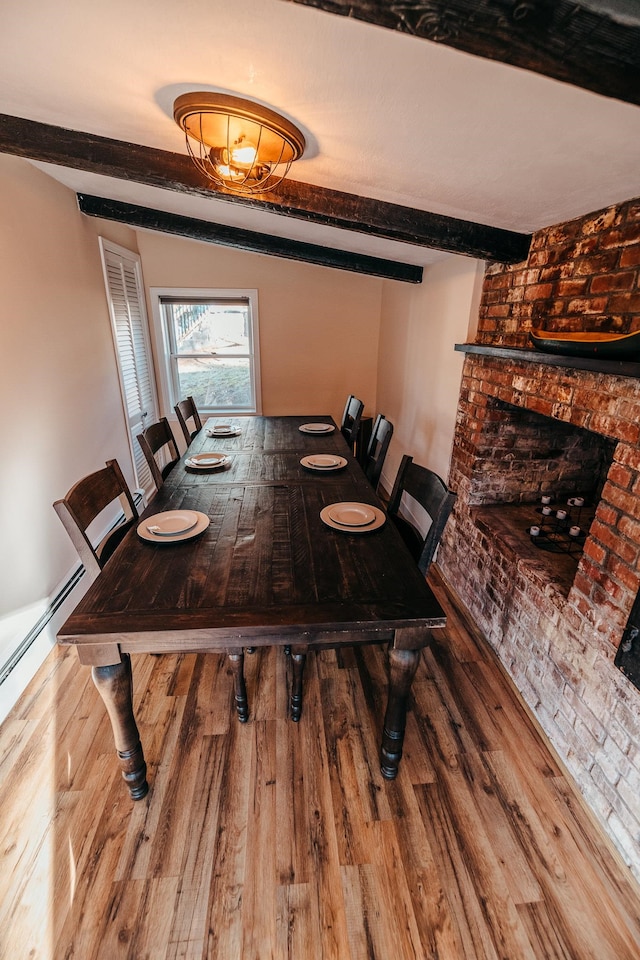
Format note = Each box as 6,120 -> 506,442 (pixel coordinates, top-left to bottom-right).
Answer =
0,154 -> 482,719
0,156 -> 138,698
136,231 -> 383,426
376,256 -> 484,491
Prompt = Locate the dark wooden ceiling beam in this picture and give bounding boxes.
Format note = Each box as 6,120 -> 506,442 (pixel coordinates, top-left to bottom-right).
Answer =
77,194 -> 424,282
0,113 -> 531,263
284,0 -> 640,107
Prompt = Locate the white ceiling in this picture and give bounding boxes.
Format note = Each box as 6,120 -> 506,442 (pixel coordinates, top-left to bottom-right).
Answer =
2,0 -> 640,267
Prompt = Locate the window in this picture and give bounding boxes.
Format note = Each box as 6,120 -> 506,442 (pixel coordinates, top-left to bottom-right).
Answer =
151,289 -> 261,415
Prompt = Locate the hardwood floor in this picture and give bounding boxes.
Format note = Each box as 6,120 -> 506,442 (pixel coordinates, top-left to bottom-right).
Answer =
1,571 -> 640,959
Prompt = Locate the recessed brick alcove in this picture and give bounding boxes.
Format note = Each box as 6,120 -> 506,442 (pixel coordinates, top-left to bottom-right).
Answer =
437,195 -> 640,881
466,395 -> 616,595
467,396 -> 616,506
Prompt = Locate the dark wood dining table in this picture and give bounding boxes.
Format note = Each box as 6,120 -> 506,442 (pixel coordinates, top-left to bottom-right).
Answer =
57,415 -> 446,800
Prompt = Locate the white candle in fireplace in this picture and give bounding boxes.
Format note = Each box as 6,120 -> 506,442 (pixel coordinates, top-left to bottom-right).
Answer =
574,497 -> 585,507
541,496 -> 551,505
530,526 -> 540,536
557,509 -> 567,520
542,506 -> 552,516
569,526 -> 581,537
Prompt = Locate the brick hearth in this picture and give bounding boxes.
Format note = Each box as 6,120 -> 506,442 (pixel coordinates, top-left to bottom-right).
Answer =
438,195 -> 640,881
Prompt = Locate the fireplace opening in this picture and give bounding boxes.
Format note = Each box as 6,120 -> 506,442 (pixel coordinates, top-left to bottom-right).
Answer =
468,399 -> 616,507
468,400 -> 617,596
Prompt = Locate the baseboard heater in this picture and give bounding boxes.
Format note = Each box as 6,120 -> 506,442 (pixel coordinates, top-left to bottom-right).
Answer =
0,490 -> 145,687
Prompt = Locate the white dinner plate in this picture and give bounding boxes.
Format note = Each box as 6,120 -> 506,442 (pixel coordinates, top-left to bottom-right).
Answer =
300,454 -> 347,471
185,452 -> 229,470
206,427 -> 241,437
328,502 -> 376,526
143,510 -> 199,536
299,422 -> 335,434
138,510 -> 210,543
320,503 -> 386,534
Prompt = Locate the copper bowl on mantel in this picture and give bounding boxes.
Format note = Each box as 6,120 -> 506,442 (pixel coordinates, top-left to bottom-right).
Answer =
530,328 -> 640,360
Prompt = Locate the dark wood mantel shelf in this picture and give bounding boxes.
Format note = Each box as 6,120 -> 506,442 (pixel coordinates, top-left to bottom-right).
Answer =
454,343 -> 640,380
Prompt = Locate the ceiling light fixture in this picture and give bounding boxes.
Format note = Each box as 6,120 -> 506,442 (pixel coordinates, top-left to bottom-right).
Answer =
173,92 -> 305,195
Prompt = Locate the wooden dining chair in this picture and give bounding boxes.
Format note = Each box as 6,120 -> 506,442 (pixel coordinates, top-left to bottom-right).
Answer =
138,417 -> 180,491
340,394 -> 364,451
288,450 -> 453,724
387,455 -> 457,575
363,414 -> 394,491
289,454 -> 456,721
174,395 -> 203,446
53,459 -> 139,580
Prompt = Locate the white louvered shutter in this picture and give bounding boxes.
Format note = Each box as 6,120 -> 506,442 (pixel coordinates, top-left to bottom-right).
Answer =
100,241 -> 157,496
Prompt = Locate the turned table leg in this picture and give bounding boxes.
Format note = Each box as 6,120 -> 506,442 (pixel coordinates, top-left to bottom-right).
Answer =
228,652 -> 249,722
380,646 -> 420,780
290,650 -> 307,722
92,653 -> 148,800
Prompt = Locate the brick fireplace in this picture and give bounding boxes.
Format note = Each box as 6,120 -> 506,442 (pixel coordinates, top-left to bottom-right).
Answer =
437,196 -> 640,880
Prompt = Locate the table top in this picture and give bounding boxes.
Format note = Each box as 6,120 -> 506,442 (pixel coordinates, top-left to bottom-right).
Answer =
58,416 -> 445,654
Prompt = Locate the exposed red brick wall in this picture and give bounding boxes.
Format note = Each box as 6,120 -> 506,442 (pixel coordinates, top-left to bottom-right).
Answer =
477,196 -> 640,348
446,354 -> 640,640
438,195 -> 640,881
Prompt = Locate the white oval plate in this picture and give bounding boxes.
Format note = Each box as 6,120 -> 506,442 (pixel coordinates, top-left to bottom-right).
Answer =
206,427 -> 241,437
320,503 -> 385,534
143,509 -> 199,536
300,455 -> 347,471
299,423 -> 335,434
328,502 -> 376,526
186,452 -> 229,470
138,510 -> 210,543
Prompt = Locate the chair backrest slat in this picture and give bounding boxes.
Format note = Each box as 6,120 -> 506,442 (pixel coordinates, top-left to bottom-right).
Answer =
340,395 -> 364,450
363,414 -> 393,490
174,396 -> 203,446
138,418 -> 180,491
54,459 -> 138,579
388,455 -> 456,574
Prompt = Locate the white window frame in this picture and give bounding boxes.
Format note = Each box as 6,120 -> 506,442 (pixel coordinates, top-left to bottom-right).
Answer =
150,288 -> 262,416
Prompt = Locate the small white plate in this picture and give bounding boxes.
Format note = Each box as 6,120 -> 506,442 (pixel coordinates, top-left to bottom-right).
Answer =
328,502 -> 376,527
186,453 -> 229,470
320,503 -> 386,534
138,510 -> 208,542
299,423 -> 335,434
206,426 -> 241,437
300,454 -> 347,471
144,510 -> 199,536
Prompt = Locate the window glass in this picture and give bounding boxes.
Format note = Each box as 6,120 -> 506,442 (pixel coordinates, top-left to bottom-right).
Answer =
155,294 -> 261,414
175,357 -> 251,409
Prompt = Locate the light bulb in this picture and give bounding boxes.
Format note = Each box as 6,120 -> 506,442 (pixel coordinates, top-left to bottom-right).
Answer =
211,160 -> 244,181
209,136 -> 272,187
229,140 -> 258,169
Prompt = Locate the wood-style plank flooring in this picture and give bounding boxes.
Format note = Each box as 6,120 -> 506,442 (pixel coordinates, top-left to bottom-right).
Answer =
1,571 -> 640,959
